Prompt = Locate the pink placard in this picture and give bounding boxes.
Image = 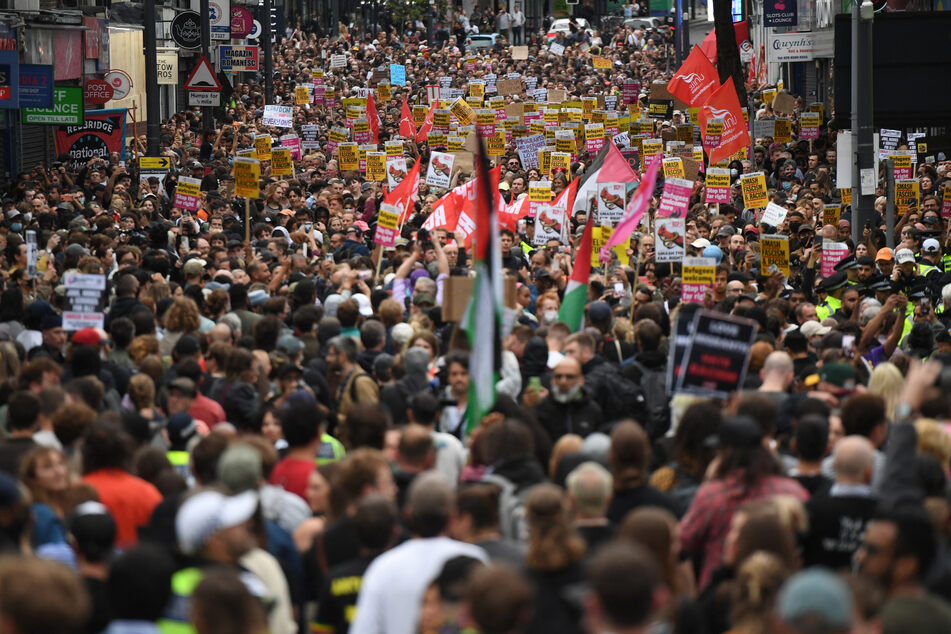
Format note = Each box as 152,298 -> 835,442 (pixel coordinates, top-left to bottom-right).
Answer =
681,283 -> 708,304
657,178 -> 693,218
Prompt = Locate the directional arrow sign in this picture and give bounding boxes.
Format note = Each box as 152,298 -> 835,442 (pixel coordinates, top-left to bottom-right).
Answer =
184,56 -> 222,92
139,156 -> 170,170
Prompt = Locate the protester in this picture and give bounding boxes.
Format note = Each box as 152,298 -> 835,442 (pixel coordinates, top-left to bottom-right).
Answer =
2,10 -> 951,634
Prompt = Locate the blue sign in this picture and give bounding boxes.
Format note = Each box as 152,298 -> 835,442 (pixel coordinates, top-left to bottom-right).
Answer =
0,51 -> 18,109
18,64 -> 54,108
390,64 -> 406,86
763,0 -> 797,27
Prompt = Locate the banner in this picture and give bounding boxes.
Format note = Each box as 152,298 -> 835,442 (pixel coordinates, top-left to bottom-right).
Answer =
759,234 -> 790,277
54,109 -> 126,169
676,310 -> 757,398
655,217 -> 685,263
740,172 -> 768,209
657,177 -> 693,218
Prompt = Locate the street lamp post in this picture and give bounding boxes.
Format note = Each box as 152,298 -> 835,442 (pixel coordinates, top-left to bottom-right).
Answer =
851,0 -> 875,247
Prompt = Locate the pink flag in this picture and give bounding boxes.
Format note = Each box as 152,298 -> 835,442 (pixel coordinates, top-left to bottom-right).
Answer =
600,154 -> 662,262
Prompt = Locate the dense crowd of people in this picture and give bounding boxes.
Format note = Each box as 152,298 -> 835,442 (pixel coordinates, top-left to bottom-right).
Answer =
0,8 -> 950,634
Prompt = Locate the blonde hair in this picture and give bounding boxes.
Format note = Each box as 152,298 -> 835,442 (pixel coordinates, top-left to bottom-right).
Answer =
868,362 -> 903,422
730,551 -> 789,634
127,373 -> 156,410
916,419 -> 951,469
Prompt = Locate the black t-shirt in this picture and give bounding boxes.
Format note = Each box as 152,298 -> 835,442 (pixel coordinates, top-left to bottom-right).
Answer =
314,555 -> 374,634
607,484 -> 684,523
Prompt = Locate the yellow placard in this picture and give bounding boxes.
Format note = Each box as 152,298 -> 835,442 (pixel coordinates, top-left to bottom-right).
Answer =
582,97 -> 597,119
353,120 -> 370,136
894,179 -> 920,215
549,152 -> 571,179
592,55 -> 611,69
447,136 -> 464,152
253,135 -> 272,161
487,129 -> 506,156
385,140 -> 403,157
585,123 -> 605,141
270,148 -> 293,176
477,110 -> 495,126
413,105 -> 428,127
378,206 -> 399,230
774,119 -> 792,144
341,97 -> 367,110
892,153 -> 912,174
176,179 -> 201,198
539,149 -> 551,175
329,128 -> 349,144
366,151 -> 386,181
841,188 -> 852,206
822,204 -> 841,227
233,158 -> 261,199
762,88 -> 776,104
642,138 -> 663,161
529,181 -> 551,202
740,172 -> 768,209
555,134 -> 575,155
434,110 -> 451,128
759,235 -> 790,277
466,95 -> 483,109
428,132 -> 447,149
599,225 -> 628,265
450,98 -> 476,126
338,142 -> 359,171
376,82 -> 391,102
295,86 -> 309,105
662,158 -> 685,178
682,262 -> 715,285
469,81 -> 485,99
706,170 -> 731,189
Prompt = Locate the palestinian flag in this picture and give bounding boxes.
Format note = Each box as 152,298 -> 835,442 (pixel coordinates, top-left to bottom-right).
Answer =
557,214 -> 594,332
462,139 -> 503,437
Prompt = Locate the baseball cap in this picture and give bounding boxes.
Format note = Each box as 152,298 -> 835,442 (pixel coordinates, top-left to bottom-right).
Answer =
895,248 -> 916,264
799,321 -> 831,338
777,568 -> 852,631
65,243 -> 89,258
412,291 -> 436,307
923,238 -> 940,254
819,362 -> 855,388
183,258 -> 207,277
168,377 -> 198,398
166,412 -> 198,447
875,247 -> 893,262
176,489 -> 259,555
248,289 -> 269,307
354,293 -> 373,316
276,333 -> 305,356
690,238 -> 711,249
217,444 -> 264,493
717,225 -> 736,238
588,300 -> 613,323
71,328 -> 102,346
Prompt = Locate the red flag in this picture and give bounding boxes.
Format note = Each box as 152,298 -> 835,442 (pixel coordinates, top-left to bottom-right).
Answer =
697,78 -> 751,165
385,157 -> 422,224
668,46 -> 720,107
415,101 -> 437,143
367,92 -> 380,144
399,98 -> 416,138
698,19 -> 749,63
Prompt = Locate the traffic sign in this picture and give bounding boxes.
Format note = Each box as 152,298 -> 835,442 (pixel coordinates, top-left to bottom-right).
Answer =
139,156 -> 171,169
184,57 -> 222,92
188,91 -> 220,106
171,11 -> 202,49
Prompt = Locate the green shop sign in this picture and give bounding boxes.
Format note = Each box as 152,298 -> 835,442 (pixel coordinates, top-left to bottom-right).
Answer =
21,86 -> 83,125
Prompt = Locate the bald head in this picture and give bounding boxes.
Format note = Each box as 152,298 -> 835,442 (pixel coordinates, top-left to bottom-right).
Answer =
209,322 -> 234,345
763,351 -> 793,375
407,471 -> 454,537
566,461 -> 613,517
554,356 -> 583,380
832,435 -> 875,483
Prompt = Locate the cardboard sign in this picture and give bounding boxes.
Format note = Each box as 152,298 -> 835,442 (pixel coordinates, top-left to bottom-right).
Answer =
655,217 -> 685,263
705,167 -> 731,204
375,203 -> 401,247
450,98 -> 476,126
895,179 -> 919,215
592,55 -> 611,69
270,148 -> 293,176
740,172 -> 768,209
511,46 -> 529,60
657,177 -> 693,218
772,92 -> 797,115
426,151 -> 454,188
253,134 -> 272,161
675,310 -> 757,398
760,234 -> 790,277
497,78 -> 522,97
233,157 -> 260,198
596,182 -> 626,225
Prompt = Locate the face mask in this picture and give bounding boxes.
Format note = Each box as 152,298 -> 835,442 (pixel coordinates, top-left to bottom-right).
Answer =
782,181 -> 792,191
10,223 -> 22,232
543,310 -> 559,324
730,168 -> 739,178
552,382 -> 582,404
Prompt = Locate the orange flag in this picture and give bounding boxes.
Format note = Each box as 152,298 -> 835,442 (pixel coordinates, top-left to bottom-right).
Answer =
697,78 -> 751,165
668,46 -> 720,107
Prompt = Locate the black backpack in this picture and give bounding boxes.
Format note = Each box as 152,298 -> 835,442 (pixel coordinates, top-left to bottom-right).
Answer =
595,367 -> 648,425
625,360 -> 671,440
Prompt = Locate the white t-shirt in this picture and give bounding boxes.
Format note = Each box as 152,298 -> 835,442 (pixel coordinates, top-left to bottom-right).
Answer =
350,537 -> 488,634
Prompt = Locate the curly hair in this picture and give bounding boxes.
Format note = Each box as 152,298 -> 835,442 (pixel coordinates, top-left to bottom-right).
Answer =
163,297 -> 201,334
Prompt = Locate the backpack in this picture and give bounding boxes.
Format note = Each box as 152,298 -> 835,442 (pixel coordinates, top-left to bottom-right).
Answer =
625,360 -> 671,440
482,473 -> 530,543
594,365 -> 647,425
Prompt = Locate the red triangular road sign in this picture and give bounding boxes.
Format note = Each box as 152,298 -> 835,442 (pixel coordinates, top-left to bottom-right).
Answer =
184,56 -> 222,91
